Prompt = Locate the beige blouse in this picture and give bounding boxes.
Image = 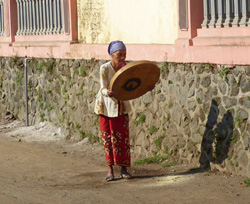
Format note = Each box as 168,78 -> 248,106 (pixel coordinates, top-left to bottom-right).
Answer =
94,61 -> 131,117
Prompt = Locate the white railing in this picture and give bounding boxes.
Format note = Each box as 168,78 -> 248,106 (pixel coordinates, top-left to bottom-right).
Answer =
0,0 -> 4,36
202,0 -> 250,28
16,0 -> 65,35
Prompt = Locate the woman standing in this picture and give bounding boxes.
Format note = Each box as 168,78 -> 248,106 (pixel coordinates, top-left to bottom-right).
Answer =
94,41 -> 132,181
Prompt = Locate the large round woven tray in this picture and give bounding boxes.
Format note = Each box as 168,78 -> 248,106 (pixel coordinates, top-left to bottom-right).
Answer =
110,61 -> 160,100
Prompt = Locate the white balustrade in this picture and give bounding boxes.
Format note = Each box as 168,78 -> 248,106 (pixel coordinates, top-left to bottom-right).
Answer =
16,0 -> 66,35
202,0 -> 250,28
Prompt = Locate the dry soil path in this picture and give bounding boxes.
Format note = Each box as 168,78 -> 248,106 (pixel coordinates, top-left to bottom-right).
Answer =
0,118 -> 249,204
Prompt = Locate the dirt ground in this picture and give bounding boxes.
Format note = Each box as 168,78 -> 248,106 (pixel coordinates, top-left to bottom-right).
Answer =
0,117 -> 249,204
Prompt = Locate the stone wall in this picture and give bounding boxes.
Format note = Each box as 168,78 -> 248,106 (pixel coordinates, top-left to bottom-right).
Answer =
0,57 -> 250,176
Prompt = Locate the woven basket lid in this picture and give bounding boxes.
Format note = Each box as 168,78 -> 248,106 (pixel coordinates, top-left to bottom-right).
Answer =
110,60 -> 160,100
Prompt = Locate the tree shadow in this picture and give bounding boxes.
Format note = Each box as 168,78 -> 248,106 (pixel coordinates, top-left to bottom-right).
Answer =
199,99 -> 234,169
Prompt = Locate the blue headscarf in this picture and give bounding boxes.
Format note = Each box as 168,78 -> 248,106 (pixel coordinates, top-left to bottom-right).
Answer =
108,41 -> 126,55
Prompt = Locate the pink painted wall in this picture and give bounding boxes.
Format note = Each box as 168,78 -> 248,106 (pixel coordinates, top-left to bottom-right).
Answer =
0,0 -> 250,65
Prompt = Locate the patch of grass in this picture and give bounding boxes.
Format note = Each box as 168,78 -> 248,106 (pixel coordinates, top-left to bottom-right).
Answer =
10,56 -> 19,64
38,91 -> 43,102
44,104 -> 54,112
46,89 -> 52,94
228,108 -> 235,114
235,110 -> 247,128
156,89 -> 161,94
76,123 -> 81,129
93,115 -> 99,126
160,62 -> 169,73
78,130 -> 98,143
227,157 -> 234,166
39,176 -> 45,180
154,134 -> 166,149
40,112 -> 46,122
86,133 -> 99,143
74,69 -> 79,75
163,145 -> 169,154
230,135 -> 237,144
58,76 -> 65,84
163,161 -> 177,168
80,65 -> 87,77
148,125 -> 158,135
189,167 -> 200,171
196,98 -> 202,104
133,155 -> 167,165
45,60 -> 54,74
244,178 -> 250,187
39,102 -> 44,110
76,93 -> 82,97
168,103 -> 173,109
16,75 -> 22,85
133,114 -> 146,125
220,66 -> 229,81
168,80 -> 173,85
78,130 -> 85,139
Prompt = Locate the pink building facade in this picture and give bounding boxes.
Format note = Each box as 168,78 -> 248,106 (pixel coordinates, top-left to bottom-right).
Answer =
1,0 -> 250,65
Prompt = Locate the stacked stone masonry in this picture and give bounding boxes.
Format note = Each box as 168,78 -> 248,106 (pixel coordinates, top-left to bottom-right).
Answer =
0,57 -> 249,176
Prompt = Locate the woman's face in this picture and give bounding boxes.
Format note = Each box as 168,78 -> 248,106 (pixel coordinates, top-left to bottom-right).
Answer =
111,49 -> 127,69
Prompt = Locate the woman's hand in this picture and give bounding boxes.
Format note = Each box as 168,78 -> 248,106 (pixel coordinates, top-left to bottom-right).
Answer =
107,88 -> 116,97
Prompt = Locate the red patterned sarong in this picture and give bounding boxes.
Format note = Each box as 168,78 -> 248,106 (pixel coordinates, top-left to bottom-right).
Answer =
99,114 -> 131,167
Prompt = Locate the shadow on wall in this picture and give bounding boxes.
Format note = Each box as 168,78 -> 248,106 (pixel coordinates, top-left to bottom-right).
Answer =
199,99 -> 234,169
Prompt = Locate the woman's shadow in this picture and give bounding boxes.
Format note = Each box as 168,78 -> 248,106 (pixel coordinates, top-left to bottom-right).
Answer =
199,99 -> 234,169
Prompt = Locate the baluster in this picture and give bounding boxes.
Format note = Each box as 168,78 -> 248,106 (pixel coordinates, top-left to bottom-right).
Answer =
28,0 -> 32,34
0,0 -> 3,36
23,0 -> 27,35
60,0 -> 64,34
49,0 -> 53,34
247,0 -> 250,25
42,0 -> 46,34
240,0 -> 248,26
16,0 -> 20,35
208,0 -> 217,28
224,0 -> 233,26
53,0 -> 58,34
216,0 -> 225,27
26,0 -> 30,35
56,0 -> 62,34
0,2 -> 1,36
2,0 -> 4,36
232,0 -> 240,27
20,0 -> 24,35
60,0 -> 64,33
36,0 -> 40,35
39,0 -> 43,34
45,0 -> 50,34
31,0 -> 36,35
62,0 -> 69,34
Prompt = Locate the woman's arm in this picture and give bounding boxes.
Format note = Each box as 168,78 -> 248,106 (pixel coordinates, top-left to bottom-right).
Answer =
100,66 -> 109,97
100,64 -> 117,97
